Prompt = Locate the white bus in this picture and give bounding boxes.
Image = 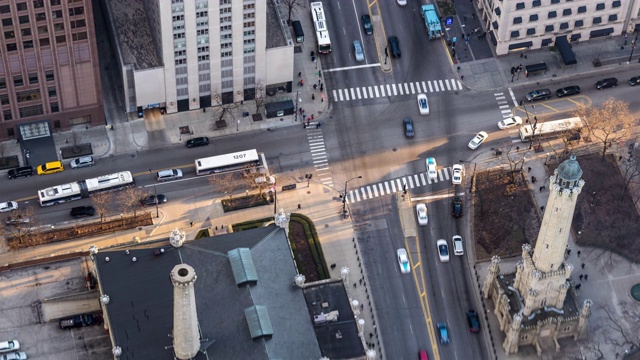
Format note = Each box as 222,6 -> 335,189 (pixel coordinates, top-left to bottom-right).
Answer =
38,171 -> 135,206
518,117 -> 584,142
194,149 -> 267,176
310,2 -> 331,54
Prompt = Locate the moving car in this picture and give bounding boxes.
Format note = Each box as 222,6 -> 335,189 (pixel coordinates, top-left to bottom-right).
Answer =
397,0 -> 407,6
403,118 -> 415,138
70,156 -> 95,169
37,161 -> 64,175
426,157 -> 437,180
140,194 -> 168,206
361,14 -> 373,35
437,239 -> 449,262
353,40 -> 364,61
419,350 -> 429,360
555,85 -> 581,97
70,206 -> 96,218
437,323 -> 450,344
525,88 -> 551,102
466,310 -> 480,333
388,36 -> 401,57
452,197 -> 463,218
0,340 -> 19,353
453,235 -> 464,255
595,77 -> 618,89
7,166 -> 33,179
156,169 -> 183,182
451,164 -> 464,185
0,201 -> 18,213
397,248 -> 410,274
497,116 -> 522,130
0,352 -> 27,360
185,136 -> 209,148
417,94 -> 429,115
416,203 -> 428,225
629,76 -> 640,86
468,131 -> 488,150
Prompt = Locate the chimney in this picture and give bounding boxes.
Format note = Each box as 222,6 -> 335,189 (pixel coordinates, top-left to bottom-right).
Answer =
171,264 -> 200,359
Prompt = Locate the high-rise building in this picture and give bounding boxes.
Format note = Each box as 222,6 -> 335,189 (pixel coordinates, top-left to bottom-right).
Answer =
0,0 -> 104,140
483,155 -> 592,355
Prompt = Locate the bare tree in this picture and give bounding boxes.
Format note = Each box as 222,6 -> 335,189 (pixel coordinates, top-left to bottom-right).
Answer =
208,172 -> 243,199
600,303 -> 640,353
281,0 -> 304,25
502,142 -> 528,184
253,80 -> 266,115
91,191 -> 113,223
2,204 -> 42,248
574,98 -> 632,158
116,187 -> 146,217
211,92 -> 241,129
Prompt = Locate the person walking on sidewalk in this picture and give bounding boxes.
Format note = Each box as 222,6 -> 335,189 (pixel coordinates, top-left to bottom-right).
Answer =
298,71 -> 302,77
311,94 -> 315,101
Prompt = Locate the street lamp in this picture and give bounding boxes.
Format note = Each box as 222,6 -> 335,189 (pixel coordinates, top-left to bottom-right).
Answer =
342,176 -> 362,218
628,28 -> 639,63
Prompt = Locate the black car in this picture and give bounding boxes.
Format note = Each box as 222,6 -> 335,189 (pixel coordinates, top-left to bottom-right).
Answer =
595,77 -> 618,89
555,85 -> 581,97
70,206 -> 96,218
403,117 -> 414,138
388,36 -> 401,57
8,166 -> 33,179
452,197 -> 463,218
630,76 -> 640,86
186,136 -> 209,148
361,14 -> 372,35
466,310 -> 480,333
140,194 -> 168,206
59,314 -> 102,330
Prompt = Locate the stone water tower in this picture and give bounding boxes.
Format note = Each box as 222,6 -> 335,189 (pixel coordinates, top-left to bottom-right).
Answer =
171,264 -> 200,359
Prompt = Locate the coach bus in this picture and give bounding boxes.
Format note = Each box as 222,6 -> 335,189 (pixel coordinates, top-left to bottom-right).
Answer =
310,2 -> 331,53
518,117 -> 584,142
38,171 -> 135,206
194,149 -> 267,176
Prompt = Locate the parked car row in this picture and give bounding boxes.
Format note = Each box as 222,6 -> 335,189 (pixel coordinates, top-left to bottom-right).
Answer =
0,340 -> 26,360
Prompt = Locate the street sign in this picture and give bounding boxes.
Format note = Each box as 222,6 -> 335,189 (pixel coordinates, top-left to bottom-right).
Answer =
445,17 -> 453,26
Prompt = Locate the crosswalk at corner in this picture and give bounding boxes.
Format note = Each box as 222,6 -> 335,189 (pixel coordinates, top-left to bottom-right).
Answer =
346,167 -> 452,204
332,79 -> 464,102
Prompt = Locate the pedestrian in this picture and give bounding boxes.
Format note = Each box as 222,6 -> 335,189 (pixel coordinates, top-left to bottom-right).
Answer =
539,186 -> 543,192
299,108 -> 303,115
584,274 -> 588,280
528,167 -> 532,172
149,168 -> 152,173
359,278 -> 363,285
567,249 -> 571,255
320,84 -> 324,92
360,304 -> 364,311
298,71 -> 301,77
531,176 -> 535,183
302,114 -> 306,121
301,108 -> 305,114
575,283 -> 581,290
577,250 -> 581,257
579,274 -> 583,281
369,332 -> 373,339
316,123 -> 320,129
540,206 -> 544,211
330,263 -> 336,269
110,124 -> 115,131
353,283 -> 357,289
321,97 -> 324,103
303,122 -> 306,129
581,263 -> 585,269
306,117 -> 310,124
472,13 -> 476,19
461,75 -> 464,80
516,146 -> 520,151
189,221 -> 193,227
65,139 -> 69,144
311,114 -> 315,120
312,94 -> 315,101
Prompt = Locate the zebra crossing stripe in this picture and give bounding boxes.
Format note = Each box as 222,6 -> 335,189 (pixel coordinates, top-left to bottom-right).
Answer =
420,173 -> 427,185
407,176 -> 414,188
374,86 -> 380,97
350,88 -> 356,99
457,80 -> 463,88
363,87 -> 368,99
368,86 -> 374,98
414,174 -> 420,187
384,181 -> 390,193
428,81 -> 433,92
404,83 -> 410,94
378,183 -> 385,196
332,89 -> 338,100
398,84 -> 404,95
387,84 -> 392,96
373,185 -> 379,197
438,80 -> 445,91
396,178 -> 403,191
392,84 -> 397,96
438,169 -> 445,181
390,181 -> 397,192
410,82 -> 416,94
380,85 -> 386,97
366,186 -> 373,198
434,81 -> 439,92
356,87 -> 362,99
445,80 -> 451,91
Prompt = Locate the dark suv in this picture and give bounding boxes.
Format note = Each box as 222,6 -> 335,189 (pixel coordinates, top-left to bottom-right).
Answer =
186,136 -> 209,148
8,166 -> 33,179
452,197 -> 463,218
388,36 -> 401,57
595,77 -> 618,89
59,314 -> 102,330
525,88 -> 551,102
70,206 -> 95,218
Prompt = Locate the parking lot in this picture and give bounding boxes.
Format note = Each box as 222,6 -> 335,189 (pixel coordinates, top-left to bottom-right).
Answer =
0,258 -> 111,359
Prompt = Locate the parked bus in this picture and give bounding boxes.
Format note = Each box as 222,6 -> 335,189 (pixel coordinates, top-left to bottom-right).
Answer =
195,149 -> 267,176
310,2 -> 331,53
518,117 -> 584,142
38,171 -> 134,206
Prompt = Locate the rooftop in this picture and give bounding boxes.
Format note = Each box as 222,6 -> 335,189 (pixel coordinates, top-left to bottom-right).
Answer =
267,0 -> 292,49
95,225 -> 321,360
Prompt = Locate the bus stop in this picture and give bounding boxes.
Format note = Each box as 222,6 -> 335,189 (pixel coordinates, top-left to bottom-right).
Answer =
524,62 -> 548,77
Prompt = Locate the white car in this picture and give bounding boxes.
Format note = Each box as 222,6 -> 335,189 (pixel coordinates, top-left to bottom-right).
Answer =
416,203 -> 428,225
0,201 -> 18,213
0,340 -> 20,353
437,239 -> 450,262
397,248 -> 410,273
451,164 -> 464,185
468,131 -> 488,150
417,94 -> 429,115
70,156 -> 95,169
426,157 -> 437,180
0,352 -> 27,360
397,0 -> 407,5
453,235 -> 464,255
353,40 -> 364,62
497,116 -> 523,130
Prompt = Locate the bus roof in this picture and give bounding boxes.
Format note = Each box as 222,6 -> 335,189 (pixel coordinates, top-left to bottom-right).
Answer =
196,149 -> 259,169
85,171 -> 133,192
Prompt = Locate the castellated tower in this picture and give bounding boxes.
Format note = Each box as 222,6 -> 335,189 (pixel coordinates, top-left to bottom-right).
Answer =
514,155 -> 583,316
171,264 -> 201,360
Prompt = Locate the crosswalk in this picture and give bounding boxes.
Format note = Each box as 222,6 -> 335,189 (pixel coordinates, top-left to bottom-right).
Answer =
331,79 -> 464,102
346,167 -> 453,204
494,91 -> 522,143
305,122 -> 333,188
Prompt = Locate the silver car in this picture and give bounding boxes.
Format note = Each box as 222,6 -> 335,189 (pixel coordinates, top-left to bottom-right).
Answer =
0,201 -> 18,213
70,156 -> 95,169
156,169 -> 183,182
353,40 -> 364,62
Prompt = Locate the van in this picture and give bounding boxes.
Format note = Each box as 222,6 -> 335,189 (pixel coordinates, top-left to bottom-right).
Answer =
8,166 -> 33,179
525,88 -> 551,102
156,169 -> 183,182
292,20 -> 304,43
37,161 -> 64,175
453,235 -> 464,255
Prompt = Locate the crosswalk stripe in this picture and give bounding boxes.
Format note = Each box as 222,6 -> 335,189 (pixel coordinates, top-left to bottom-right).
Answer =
428,81 -> 433,92
350,88 -> 355,99
414,174 -> 420,187
396,178 -> 403,191
443,168 -> 450,180
368,86 -> 374,98
390,181 -> 396,192
385,181 -> 390,193
421,81 -> 428,93
445,80 -> 451,91
438,80 -> 445,91
415,82 -> 422,93
362,87 -> 368,99
337,89 -> 343,101
420,173 -> 427,185
359,187 -> 366,200
410,82 -> 416,94
404,83 -> 410,94
356,87 -> 362,99
496,95 -> 506,100
434,81 -> 439,92
332,89 -> 338,100
378,183 -> 385,195
438,169 -> 445,181
374,86 -> 380,97
457,80 -> 463,89
386,84 -> 391,96
372,184 -> 379,197
380,85 -> 386,97
398,84 -> 404,95
407,176 -> 414,188
366,186 -> 373,198
392,84 -> 397,96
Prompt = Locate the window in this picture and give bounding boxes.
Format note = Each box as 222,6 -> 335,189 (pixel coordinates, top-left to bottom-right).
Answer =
50,0 -> 61,5
69,6 -> 84,16
513,17 -> 522,24
495,7 -> 501,16
0,78 -> 5,89
4,31 -> 15,39
6,43 -> 17,52
198,54 -> 209,61
17,2 -> 28,11
548,11 -> 557,18
38,25 -> 48,34
221,51 -> 232,57
551,0 -> 559,3
529,14 -> 538,22
595,3 -> 605,11
575,20 -> 584,27
578,6 -> 586,13
71,19 -> 86,29
2,18 -> 12,26
563,9 -> 571,16
13,76 -> 24,87
172,15 -> 184,21
45,70 -> 54,81
612,1 -> 621,7
72,32 -> 86,41
593,17 -> 602,24
56,34 -> 66,43
3,110 -> 12,121
54,23 -> 64,31
560,22 -> 569,29
243,12 -> 254,19
527,28 -> 536,35
17,89 -> 41,102
511,30 -> 520,38
0,5 -> 10,14
19,15 -> 30,24
0,94 -> 8,105
23,40 -> 33,49
532,0 -> 541,6
52,10 -> 63,18
244,21 -> 255,28
36,12 -> 46,21
608,14 -> 617,21
50,102 -> 59,113
516,2 -> 525,10
39,38 -> 50,46
34,0 -> 45,9
545,25 -> 554,32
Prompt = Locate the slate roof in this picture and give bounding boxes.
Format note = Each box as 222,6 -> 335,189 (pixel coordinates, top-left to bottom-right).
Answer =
95,225 -> 321,360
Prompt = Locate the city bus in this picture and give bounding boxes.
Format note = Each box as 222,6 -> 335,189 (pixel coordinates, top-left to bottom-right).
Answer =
194,149 -> 267,176
310,2 -> 331,53
518,117 -> 584,142
38,171 -> 135,206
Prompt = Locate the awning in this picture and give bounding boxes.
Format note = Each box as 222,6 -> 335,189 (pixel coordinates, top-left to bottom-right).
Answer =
571,33 -> 581,41
590,28 -> 614,38
525,63 -> 548,73
555,35 -> 577,65
541,38 -> 553,46
508,41 -> 533,50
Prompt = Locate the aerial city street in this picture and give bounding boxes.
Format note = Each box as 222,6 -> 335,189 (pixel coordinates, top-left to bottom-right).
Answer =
1,0 -> 640,359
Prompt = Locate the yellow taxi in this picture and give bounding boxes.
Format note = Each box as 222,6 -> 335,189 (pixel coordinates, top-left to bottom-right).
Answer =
37,161 -> 64,175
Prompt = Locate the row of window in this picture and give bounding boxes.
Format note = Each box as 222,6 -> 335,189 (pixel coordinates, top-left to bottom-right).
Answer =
4,31 -> 87,50
513,0 -> 620,10
513,10 -> 620,24
1,103 -> 59,122
512,15 -> 618,28
0,0 -> 67,14
511,19 -> 599,38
